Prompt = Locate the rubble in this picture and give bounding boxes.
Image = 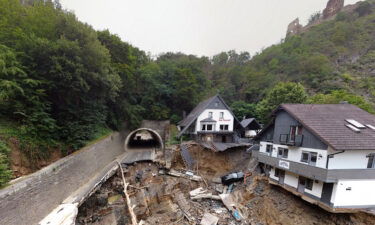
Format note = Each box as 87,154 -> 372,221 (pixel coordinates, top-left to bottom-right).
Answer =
200,213 -> 219,225
76,143 -> 375,225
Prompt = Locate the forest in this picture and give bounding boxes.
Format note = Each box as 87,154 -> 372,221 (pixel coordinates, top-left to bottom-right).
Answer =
0,0 -> 374,185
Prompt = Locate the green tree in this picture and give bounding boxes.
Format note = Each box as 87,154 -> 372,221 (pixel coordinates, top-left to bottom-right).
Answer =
308,90 -> 375,114
256,82 -> 308,123
231,101 -> 257,120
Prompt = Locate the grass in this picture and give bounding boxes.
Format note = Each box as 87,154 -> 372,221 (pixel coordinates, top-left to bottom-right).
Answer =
84,125 -> 113,146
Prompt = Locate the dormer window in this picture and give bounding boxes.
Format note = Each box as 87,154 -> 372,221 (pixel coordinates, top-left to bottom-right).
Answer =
220,112 -> 224,119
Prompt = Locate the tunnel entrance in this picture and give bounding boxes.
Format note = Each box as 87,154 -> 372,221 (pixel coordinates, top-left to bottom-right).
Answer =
124,128 -> 164,151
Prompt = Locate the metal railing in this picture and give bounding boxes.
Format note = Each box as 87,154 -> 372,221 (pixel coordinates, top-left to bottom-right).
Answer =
279,134 -> 303,146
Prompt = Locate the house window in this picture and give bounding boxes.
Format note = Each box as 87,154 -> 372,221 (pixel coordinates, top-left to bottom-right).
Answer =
207,124 -> 213,131
266,144 -> 273,154
208,112 -> 213,118
274,168 -> 280,177
220,125 -> 229,131
201,124 -> 206,131
367,154 -> 375,168
278,147 -> 288,159
305,178 -> 313,190
290,125 -> 303,141
300,152 -> 318,166
220,112 -> 224,119
301,152 -> 309,162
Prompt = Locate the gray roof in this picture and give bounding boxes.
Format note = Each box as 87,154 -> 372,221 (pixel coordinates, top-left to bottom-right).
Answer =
240,118 -> 261,129
279,104 -> 375,151
177,94 -> 240,137
178,95 -> 217,127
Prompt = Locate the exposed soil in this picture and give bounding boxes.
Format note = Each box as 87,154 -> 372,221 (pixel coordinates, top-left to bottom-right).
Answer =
76,143 -> 375,225
7,137 -> 62,177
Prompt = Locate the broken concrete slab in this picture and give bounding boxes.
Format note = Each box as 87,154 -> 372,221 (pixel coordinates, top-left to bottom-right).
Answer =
38,203 -> 78,225
165,169 -> 203,182
200,213 -> 219,225
219,194 -> 244,222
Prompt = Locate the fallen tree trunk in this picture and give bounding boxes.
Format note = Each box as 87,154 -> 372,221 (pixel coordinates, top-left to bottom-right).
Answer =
117,161 -> 138,225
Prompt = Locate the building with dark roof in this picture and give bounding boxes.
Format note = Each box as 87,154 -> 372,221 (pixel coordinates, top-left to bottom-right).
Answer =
253,103 -> 375,212
240,118 -> 261,138
177,95 -> 248,151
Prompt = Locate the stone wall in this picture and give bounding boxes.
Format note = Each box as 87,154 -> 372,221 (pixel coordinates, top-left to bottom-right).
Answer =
0,132 -> 125,225
286,18 -> 303,37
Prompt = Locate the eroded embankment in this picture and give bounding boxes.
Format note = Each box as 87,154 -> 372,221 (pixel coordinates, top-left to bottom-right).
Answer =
76,143 -> 375,225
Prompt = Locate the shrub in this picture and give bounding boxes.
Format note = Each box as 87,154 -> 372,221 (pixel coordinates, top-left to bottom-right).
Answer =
0,141 -> 12,187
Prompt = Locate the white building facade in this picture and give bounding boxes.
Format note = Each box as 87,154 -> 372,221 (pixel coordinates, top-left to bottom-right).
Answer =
177,95 -> 240,143
254,104 -> 375,211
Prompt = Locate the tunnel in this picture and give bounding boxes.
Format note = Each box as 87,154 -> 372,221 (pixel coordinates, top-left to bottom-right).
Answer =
124,128 -> 164,151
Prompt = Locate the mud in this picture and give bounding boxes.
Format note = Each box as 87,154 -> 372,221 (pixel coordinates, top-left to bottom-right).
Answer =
76,143 -> 375,225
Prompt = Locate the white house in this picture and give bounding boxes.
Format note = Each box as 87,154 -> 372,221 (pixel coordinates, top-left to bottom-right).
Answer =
177,95 -> 248,151
253,103 -> 375,212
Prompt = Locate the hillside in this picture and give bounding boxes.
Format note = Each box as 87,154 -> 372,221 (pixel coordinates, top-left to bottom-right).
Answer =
0,0 -> 375,186
208,0 -> 375,105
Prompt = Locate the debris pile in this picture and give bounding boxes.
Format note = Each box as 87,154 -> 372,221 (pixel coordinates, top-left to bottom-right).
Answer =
76,143 -> 375,225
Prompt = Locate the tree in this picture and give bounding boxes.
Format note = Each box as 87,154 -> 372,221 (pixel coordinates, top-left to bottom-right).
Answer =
308,11 -> 321,25
256,82 -> 308,123
355,1 -> 373,17
308,90 -> 375,114
231,101 -> 257,120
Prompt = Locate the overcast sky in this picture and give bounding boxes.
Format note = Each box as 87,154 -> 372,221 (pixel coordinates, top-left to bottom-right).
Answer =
59,0 -> 360,57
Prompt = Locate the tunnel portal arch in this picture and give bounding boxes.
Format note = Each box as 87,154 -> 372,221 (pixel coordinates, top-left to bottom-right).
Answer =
124,128 -> 164,151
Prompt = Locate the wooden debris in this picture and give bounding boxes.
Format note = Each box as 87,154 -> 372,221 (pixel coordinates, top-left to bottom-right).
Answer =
166,169 -> 202,182
190,187 -> 221,200
189,187 -> 208,197
219,194 -> 244,222
191,194 -> 221,201
174,191 -> 194,223
117,161 -> 138,225
200,213 -> 219,225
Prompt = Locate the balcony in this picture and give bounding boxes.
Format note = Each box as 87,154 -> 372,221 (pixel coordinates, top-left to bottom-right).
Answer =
252,150 -> 375,182
279,134 -> 303,146
197,130 -> 233,134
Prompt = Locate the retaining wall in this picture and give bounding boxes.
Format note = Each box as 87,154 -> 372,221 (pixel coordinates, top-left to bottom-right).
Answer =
0,132 -> 125,225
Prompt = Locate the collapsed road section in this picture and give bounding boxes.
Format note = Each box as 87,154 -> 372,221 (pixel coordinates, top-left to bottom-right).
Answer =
75,142 -> 375,225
